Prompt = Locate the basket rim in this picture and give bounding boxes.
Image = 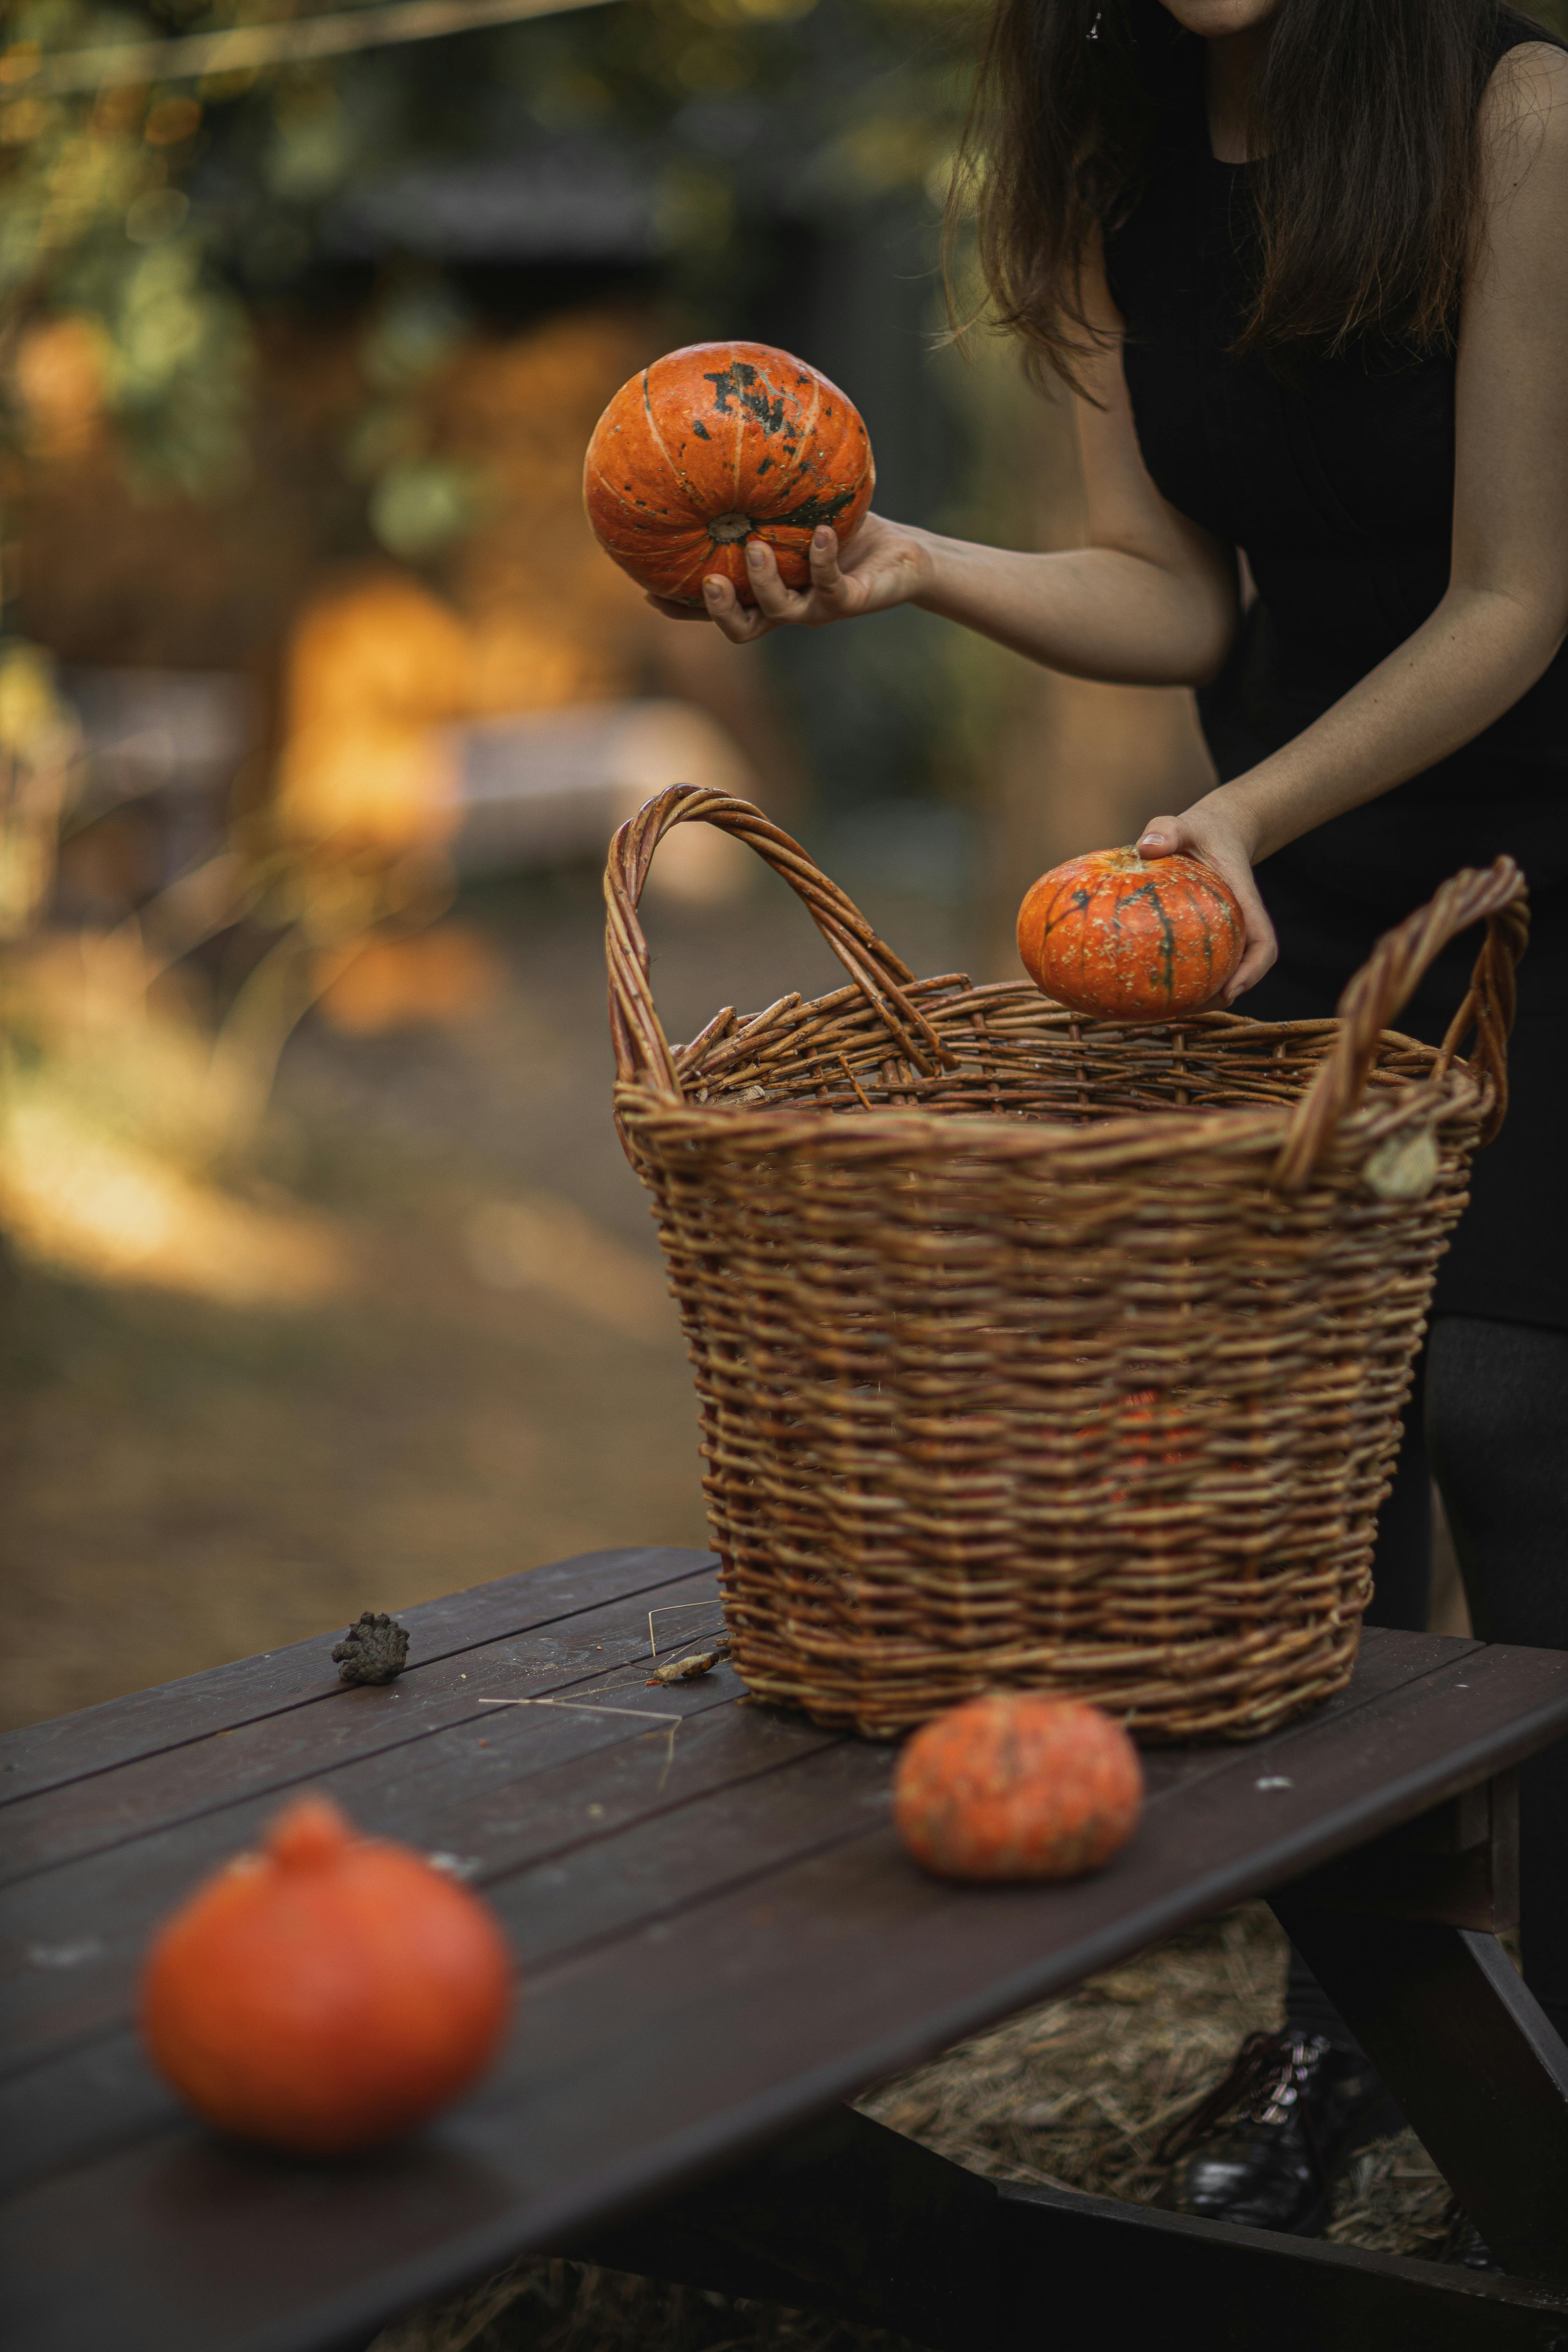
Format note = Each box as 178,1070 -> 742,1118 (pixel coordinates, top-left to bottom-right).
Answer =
618,1008 -> 1491,1175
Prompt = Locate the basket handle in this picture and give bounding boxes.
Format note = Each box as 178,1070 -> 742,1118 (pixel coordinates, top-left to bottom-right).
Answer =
1271,855 -> 1529,1192
604,786 -> 956,1098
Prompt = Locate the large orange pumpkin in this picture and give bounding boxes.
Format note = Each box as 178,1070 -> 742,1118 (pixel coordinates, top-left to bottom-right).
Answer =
1016,845 -> 1244,1021
583,341 -> 875,607
140,1795 -> 512,2155
894,1694 -> 1143,1882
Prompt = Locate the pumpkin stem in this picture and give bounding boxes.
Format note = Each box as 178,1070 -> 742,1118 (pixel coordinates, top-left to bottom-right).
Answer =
707,512 -> 752,544
267,1794 -> 355,1869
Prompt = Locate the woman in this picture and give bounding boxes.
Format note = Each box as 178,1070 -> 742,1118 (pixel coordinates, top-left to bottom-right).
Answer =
657,0 -> 1568,2245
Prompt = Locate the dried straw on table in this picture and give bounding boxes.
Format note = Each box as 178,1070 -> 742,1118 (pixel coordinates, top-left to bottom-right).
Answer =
607,789 -> 1528,1742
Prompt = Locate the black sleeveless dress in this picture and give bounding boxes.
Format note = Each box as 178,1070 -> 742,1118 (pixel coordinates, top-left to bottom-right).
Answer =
1103,10 -> 1568,1334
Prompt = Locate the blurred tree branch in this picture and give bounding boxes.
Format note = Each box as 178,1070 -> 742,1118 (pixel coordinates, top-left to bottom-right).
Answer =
1,0 -> 972,506
21,0 -> 616,99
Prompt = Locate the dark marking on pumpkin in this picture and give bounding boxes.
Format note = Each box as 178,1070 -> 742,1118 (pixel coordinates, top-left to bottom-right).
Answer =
768,484 -> 861,530
703,361 -> 786,436
1195,904 -> 1214,980
692,420 -> 711,441
1035,886 -> 1094,940
1118,879 -> 1178,997
756,456 -> 772,475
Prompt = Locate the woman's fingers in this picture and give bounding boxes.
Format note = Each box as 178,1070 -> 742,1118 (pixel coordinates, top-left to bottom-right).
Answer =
646,517 -> 910,639
648,524 -> 866,639
700,573 -> 775,644
1136,808 -> 1276,1004
745,528 -> 858,623
742,537 -> 808,621
1224,905 -> 1279,1002
644,583 -> 770,639
1136,818 -> 1182,856
807,525 -> 844,593
645,594 -> 712,622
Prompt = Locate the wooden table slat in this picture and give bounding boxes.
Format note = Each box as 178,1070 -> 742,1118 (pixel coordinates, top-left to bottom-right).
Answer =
6,1634 -> 1568,2352
5,1532 -> 1565,2352
0,1593 -> 742,2066
0,1619 -> 1479,2088
0,1563 -> 727,1888
0,1548 -> 718,1808
4,1634 -> 1558,2217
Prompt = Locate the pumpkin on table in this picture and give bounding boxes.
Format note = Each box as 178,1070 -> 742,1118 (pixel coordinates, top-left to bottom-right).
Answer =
139,1794 -> 512,2155
894,1693 -> 1143,1883
1016,845 -> 1244,1022
583,341 -> 875,607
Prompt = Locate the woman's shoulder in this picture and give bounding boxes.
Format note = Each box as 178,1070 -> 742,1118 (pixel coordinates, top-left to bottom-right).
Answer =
1489,5 -> 1568,106
1478,31 -> 1568,180
1490,3 -> 1568,85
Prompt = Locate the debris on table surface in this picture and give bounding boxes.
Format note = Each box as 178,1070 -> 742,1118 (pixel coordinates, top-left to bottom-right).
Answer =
332,1611 -> 410,1685
647,1638 -> 730,1686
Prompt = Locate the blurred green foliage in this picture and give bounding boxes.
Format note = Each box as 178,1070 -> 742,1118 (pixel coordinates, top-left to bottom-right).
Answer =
0,0 -> 973,505
4,0 -> 1562,826
9,0 -> 1559,513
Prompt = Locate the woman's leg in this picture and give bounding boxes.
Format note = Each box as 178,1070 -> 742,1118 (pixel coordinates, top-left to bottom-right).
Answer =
1171,1366 -> 1431,2228
1362,1348 -> 1435,1635
1282,1355 -> 1433,2044
1427,1315 -> 1568,2044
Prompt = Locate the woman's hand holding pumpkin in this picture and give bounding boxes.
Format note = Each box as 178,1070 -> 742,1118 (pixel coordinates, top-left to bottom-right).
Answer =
648,514 -> 932,640
1136,795 -> 1278,1004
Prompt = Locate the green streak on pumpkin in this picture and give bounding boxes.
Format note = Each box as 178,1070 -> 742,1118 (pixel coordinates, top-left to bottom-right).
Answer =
767,484 -> 860,530
703,360 -> 787,437
1113,879 -> 1178,1000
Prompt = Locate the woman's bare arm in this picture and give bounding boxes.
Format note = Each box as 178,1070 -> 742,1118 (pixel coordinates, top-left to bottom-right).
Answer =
1141,42 -> 1568,996
912,327 -> 1240,684
679,248 -> 1240,690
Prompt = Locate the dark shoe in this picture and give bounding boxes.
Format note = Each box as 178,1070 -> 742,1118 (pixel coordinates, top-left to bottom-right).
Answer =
1442,2209 -> 1503,2272
1158,2030 -> 1399,2236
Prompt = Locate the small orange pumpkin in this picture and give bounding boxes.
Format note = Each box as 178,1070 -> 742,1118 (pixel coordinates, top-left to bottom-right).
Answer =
894,1694 -> 1143,1882
139,1795 -> 512,2155
1106,1389 -> 1196,1477
583,341 -> 875,607
1016,845 -> 1244,1021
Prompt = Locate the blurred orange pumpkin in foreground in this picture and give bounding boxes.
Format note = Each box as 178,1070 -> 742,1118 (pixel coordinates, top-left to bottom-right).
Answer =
140,1795 -> 512,2155
583,340 -> 875,607
895,1694 -> 1143,1883
1017,845 -> 1244,1021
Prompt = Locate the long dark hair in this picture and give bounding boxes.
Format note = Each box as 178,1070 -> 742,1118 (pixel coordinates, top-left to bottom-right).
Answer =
955,0 -> 1550,385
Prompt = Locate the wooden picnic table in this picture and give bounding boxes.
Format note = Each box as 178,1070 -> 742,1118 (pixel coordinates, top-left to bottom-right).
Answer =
5,1544 -> 1568,2352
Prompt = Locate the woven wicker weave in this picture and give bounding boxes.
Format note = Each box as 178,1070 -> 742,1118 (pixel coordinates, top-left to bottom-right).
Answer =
607,788 -> 1528,1741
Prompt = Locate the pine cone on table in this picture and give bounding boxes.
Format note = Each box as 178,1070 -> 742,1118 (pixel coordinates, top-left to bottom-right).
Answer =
331,1611 -> 409,1686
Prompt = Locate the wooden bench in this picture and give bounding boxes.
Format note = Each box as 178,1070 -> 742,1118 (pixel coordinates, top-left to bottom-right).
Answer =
5,1546 -> 1568,2351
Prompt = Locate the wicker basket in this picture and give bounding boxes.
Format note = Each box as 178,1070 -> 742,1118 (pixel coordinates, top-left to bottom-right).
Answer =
607,788 -> 1528,1741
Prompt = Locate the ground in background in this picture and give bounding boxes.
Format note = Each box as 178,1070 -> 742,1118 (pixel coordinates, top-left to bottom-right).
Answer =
1,864 -> 972,1727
